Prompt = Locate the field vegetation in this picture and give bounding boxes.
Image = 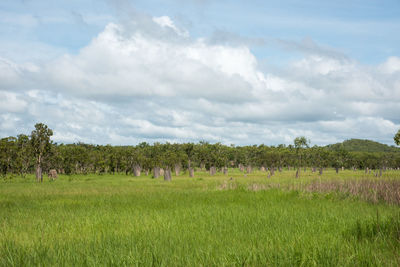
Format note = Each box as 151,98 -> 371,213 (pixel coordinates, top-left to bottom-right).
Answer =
1,169 -> 400,266
1,124 -> 400,266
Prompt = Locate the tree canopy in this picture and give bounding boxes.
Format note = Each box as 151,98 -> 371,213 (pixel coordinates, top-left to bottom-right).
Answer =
1,124 -> 399,180
395,130 -> 400,146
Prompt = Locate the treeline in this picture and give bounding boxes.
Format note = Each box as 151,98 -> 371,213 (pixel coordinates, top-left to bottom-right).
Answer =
1,124 -> 400,181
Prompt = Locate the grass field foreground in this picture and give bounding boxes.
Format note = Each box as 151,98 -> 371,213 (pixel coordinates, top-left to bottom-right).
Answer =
1,169 -> 399,266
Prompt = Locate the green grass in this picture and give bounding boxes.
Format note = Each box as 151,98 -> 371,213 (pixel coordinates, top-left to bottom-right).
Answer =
0,169 -> 399,266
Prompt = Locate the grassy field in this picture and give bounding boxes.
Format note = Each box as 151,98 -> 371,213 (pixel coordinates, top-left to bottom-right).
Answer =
1,169 -> 399,266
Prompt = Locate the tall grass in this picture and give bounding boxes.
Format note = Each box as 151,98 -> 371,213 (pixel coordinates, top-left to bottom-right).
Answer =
0,170 -> 399,266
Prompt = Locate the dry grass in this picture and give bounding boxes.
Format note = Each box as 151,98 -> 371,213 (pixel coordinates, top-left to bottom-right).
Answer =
302,179 -> 400,205
221,178 -> 400,205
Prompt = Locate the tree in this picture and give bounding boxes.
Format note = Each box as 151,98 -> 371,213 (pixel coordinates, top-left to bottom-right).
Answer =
395,129 -> 400,146
294,136 -> 309,177
31,123 -> 53,182
183,143 -> 195,177
0,137 -> 17,177
16,134 -> 32,177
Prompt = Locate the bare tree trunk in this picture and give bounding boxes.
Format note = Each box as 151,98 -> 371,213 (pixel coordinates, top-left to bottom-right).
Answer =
36,154 -> 43,182
295,169 -> 299,178
174,163 -> 181,176
153,167 -> 160,178
189,167 -> 194,177
36,165 -> 43,182
319,168 -> 323,175
270,167 -> 275,176
145,169 -> 149,176
164,167 -> 172,181
279,167 -> 282,172
379,168 -> 382,177
223,167 -> 228,175
336,167 -> 339,174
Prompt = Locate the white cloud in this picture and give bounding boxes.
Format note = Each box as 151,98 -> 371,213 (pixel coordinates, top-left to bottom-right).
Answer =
379,56 -> 400,74
43,22 -> 258,104
0,91 -> 28,113
0,16 -> 400,145
153,16 -> 189,37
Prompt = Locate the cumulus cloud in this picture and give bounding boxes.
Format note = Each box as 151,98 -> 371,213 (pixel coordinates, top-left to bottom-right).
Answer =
0,14 -> 399,145
379,56 -> 400,74
43,22 -> 259,104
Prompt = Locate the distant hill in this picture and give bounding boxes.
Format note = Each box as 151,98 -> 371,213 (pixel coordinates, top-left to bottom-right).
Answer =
326,139 -> 400,153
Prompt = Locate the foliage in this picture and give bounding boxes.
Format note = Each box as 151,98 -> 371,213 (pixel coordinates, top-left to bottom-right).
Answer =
395,129 -> 400,146
1,124 -> 400,179
327,138 -> 400,153
30,123 -> 53,182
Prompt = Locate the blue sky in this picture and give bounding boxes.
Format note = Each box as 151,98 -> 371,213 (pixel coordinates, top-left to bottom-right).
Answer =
2,0 -> 399,63
0,0 -> 399,145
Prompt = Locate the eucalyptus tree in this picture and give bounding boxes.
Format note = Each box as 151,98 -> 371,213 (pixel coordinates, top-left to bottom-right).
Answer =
183,143 -> 195,177
103,144 -> 116,174
160,143 -> 179,181
131,145 -> 146,176
46,142 -> 63,174
331,148 -> 348,174
394,129 -> 400,146
275,144 -> 287,171
195,141 -> 210,171
31,123 -> 53,182
235,146 -> 251,172
220,144 -> 233,175
258,146 -> 279,175
309,146 -> 328,174
15,134 -> 32,177
294,136 -> 309,177
150,142 -> 163,178
58,144 -> 73,174
315,147 -> 331,175
171,143 -> 187,176
113,146 -> 126,174
0,137 -> 17,177
210,143 -> 228,173
135,142 -> 153,175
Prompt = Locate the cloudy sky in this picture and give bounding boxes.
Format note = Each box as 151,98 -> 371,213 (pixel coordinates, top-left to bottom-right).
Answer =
1,0 -> 400,146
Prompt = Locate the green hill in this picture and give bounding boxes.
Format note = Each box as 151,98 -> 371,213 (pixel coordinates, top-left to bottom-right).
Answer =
326,139 -> 400,153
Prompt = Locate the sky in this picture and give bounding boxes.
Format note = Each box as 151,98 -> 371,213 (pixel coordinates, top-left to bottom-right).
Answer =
0,0 -> 400,146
